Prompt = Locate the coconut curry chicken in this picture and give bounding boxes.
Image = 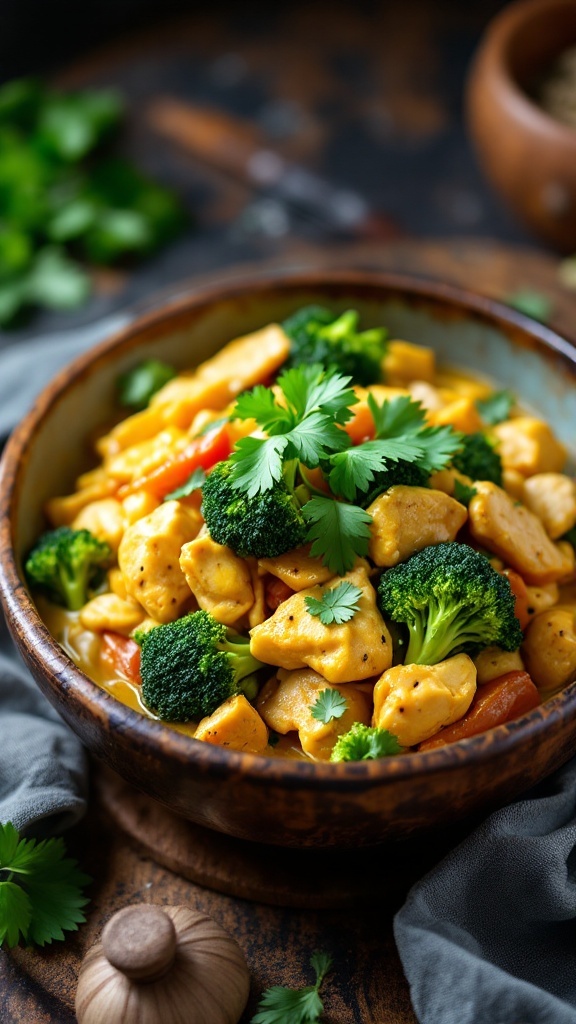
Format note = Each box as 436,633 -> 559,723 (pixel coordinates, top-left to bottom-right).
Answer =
27,307 -> 576,762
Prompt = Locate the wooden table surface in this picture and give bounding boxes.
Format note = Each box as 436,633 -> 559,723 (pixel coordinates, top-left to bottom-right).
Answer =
2,4 -> 576,1020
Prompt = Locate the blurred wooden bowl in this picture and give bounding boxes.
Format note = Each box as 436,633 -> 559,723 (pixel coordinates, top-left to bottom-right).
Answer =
467,0 -> 576,251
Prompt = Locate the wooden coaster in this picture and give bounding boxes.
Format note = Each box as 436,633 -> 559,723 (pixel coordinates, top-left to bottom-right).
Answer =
95,763 -> 470,909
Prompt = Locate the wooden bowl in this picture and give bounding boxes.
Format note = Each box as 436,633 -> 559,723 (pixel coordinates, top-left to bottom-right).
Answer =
1,270 -> 576,848
467,0 -> 576,251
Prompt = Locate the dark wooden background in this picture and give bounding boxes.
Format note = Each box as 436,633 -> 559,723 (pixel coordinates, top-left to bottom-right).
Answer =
2,2 -> 576,1021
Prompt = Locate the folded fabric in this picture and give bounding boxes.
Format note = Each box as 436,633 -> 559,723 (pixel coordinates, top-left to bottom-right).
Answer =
394,757 -> 576,1024
0,319 -> 127,834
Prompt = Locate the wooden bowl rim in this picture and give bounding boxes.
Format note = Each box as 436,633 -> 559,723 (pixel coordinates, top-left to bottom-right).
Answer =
474,0 -> 576,148
1,266 -> 576,790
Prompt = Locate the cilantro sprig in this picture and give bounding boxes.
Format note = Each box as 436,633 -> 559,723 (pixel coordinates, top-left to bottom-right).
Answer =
228,370 -> 462,575
475,389 -> 515,426
310,689 -> 349,724
252,950 -> 333,1024
305,581 -> 363,625
0,821 -> 90,948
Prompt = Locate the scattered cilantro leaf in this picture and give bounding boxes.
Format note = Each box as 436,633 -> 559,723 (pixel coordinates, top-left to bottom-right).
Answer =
453,478 -> 478,506
305,580 -> 363,625
368,392 -> 426,438
413,426 -> 464,474
195,415 -> 230,438
303,497 -> 372,575
505,289 -> 552,323
330,723 -> 403,761
310,689 -> 349,724
234,385 -> 293,434
0,821 -> 90,948
118,358 -> 176,411
229,434 -> 290,497
251,950 -> 332,1024
164,467 -> 206,501
475,390 -> 515,426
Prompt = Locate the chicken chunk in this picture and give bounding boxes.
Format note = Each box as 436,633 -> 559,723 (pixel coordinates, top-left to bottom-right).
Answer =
72,498 -> 126,553
367,486 -> 467,567
249,563 -> 393,683
521,606 -> 576,695
468,481 -> 574,584
522,473 -> 576,539
257,668 -> 371,760
372,654 -> 477,747
194,695 -> 269,754
383,340 -> 435,385
104,427 -> 187,484
79,593 -> 145,635
428,396 -> 484,434
180,532 -> 254,626
473,646 -> 525,685
149,324 -> 291,429
492,417 -> 566,477
118,501 -> 201,622
258,546 -> 333,592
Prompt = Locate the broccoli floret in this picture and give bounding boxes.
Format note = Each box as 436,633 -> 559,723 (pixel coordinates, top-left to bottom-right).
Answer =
358,459 -> 429,508
117,358 -> 176,410
201,459 -> 307,558
451,432 -> 502,486
377,541 -> 523,665
283,305 -> 387,386
330,723 -> 403,761
25,526 -> 112,611
140,609 -> 265,722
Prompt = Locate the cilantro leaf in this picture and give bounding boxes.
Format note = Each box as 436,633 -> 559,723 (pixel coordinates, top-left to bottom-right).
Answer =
164,467 -> 206,501
251,951 -> 332,1024
330,723 -> 403,761
476,390 -> 515,426
505,289 -> 551,323
310,689 -> 349,724
229,435 -> 290,497
118,358 -> 176,411
328,438 -> 425,501
303,497 -> 372,575
368,393 -> 427,438
305,580 -> 363,625
412,426 -> 464,473
0,821 -> 90,948
285,412 -> 350,468
234,385 -> 294,434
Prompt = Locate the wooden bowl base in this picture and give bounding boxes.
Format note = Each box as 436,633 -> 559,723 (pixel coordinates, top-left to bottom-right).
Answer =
95,764 -> 471,909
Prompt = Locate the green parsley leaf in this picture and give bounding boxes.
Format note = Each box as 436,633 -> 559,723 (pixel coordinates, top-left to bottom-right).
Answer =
305,580 -> 363,625
453,478 -> 478,506
505,289 -> 552,323
475,390 -> 515,426
368,392 -> 426,438
118,358 -> 177,411
310,688 -> 349,724
251,950 -> 332,1024
330,723 -> 403,761
229,435 -> 290,497
303,497 -> 372,575
412,426 -> 464,474
234,384 -> 293,434
328,437 -> 425,502
0,821 -> 90,948
164,467 -> 206,501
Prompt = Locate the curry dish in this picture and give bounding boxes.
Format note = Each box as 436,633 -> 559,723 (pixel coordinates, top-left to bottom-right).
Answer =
29,306 -> 576,762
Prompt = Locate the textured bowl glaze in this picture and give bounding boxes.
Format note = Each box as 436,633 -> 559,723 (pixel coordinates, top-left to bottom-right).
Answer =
467,0 -> 576,251
1,270 -> 576,848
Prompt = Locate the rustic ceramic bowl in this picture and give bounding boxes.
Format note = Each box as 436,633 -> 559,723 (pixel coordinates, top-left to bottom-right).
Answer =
467,0 -> 576,251
1,270 -> 576,848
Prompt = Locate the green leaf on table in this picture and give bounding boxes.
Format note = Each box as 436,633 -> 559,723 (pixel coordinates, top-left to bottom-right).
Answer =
25,247 -> 91,310
0,821 -> 90,948
251,951 -> 332,1024
47,198 -> 97,242
37,89 -> 123,161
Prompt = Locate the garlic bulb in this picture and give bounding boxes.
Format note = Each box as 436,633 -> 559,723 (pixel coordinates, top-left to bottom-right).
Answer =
75,904 -> 250,1024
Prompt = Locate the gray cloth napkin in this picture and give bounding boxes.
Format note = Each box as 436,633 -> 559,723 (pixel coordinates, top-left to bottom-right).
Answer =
0,317 -> 127,834
394,757 -> 576,1024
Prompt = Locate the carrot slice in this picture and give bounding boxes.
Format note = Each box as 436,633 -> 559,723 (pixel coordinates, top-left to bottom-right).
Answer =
100,631 -> 142,685
501,568 -> 531,629
418,670 -> 540,751
119,423 -> 230,500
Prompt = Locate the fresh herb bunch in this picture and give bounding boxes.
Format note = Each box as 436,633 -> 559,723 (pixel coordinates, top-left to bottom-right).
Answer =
226,370 -> 463,575
0,77 -> 185,326
0,821 -> 90,948
251,950 -> 333,1024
